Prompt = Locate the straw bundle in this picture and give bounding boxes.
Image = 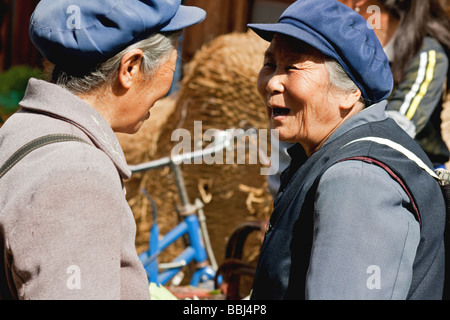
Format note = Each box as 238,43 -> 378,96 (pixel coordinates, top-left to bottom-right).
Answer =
172,30 -> 269,132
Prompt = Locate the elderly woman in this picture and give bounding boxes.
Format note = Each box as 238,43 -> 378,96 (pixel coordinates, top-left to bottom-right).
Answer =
0,0 -> 205,300
248,0 -> 446,300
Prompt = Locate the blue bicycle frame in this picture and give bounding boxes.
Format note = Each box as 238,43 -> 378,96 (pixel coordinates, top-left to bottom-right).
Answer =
138,188 -> 215,286
132,158 -> 219,287
130,130 -> 242,286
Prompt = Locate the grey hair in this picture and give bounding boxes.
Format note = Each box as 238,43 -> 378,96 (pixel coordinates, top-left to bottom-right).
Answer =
324,59 -> 366,106
49,31 -> 180,94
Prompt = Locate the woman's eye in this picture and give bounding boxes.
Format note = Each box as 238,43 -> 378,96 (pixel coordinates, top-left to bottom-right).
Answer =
263,62 -> 276,69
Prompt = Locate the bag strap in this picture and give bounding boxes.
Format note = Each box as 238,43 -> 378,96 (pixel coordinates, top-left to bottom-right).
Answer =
0,134 -> 89,179
343,137 -> 443,180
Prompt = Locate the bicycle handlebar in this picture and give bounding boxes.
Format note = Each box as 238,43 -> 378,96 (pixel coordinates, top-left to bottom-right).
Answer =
128,129 -> 237,173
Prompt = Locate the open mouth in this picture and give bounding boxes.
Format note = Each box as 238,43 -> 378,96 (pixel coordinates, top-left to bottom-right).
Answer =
272,107 -> 290,117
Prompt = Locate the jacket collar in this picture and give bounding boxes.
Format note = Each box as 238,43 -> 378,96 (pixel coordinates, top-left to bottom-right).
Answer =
324,100 -> 389,148
19,78 -> 131,179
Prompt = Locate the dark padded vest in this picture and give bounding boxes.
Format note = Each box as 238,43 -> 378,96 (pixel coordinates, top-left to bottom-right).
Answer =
251,117 -> 446,300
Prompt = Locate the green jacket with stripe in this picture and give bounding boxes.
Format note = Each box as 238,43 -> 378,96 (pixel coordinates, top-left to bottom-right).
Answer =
386,36 -> 449,167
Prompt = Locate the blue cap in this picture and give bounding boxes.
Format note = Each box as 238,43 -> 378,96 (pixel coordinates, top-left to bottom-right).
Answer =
29,0 -> 206,72
248,0 -> 393,104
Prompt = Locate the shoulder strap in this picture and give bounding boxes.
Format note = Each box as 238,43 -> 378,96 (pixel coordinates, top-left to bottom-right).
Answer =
343,137 -> 442,180
0,134 -> 89,179
344,136 -> 450,185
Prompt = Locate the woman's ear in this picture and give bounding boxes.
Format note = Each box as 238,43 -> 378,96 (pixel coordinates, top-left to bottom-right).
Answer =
340,89 -> 364,116
117,49 -> 144,90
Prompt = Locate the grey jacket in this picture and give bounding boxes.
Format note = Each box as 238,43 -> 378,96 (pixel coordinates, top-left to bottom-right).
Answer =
0,79 -> 150,300
252,102 -> 444,300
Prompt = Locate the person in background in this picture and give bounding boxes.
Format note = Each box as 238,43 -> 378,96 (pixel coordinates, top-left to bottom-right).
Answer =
248,0 -> 446,300
339,0 -> 450,169
0,0 -> 205,300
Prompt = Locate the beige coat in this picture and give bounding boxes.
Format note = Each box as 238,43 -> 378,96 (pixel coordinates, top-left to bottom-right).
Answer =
0,79 -> 150,300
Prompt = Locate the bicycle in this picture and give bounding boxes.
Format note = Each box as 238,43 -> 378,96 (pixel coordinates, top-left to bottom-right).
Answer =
129,130 -> 242,288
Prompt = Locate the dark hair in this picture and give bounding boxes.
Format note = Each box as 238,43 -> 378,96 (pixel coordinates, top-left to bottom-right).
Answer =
382,0 -> 450,87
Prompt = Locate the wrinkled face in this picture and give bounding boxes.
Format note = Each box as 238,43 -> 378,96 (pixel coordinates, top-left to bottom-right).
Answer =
120,47 -> 178,134
257,34 -> 348,155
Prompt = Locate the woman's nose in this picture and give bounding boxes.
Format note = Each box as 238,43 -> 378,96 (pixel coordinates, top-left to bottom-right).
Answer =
265,72 -> 284,94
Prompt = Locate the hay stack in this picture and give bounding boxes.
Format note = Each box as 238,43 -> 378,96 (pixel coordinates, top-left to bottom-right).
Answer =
120,30 -> 273,269
172,30 -> 269,132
